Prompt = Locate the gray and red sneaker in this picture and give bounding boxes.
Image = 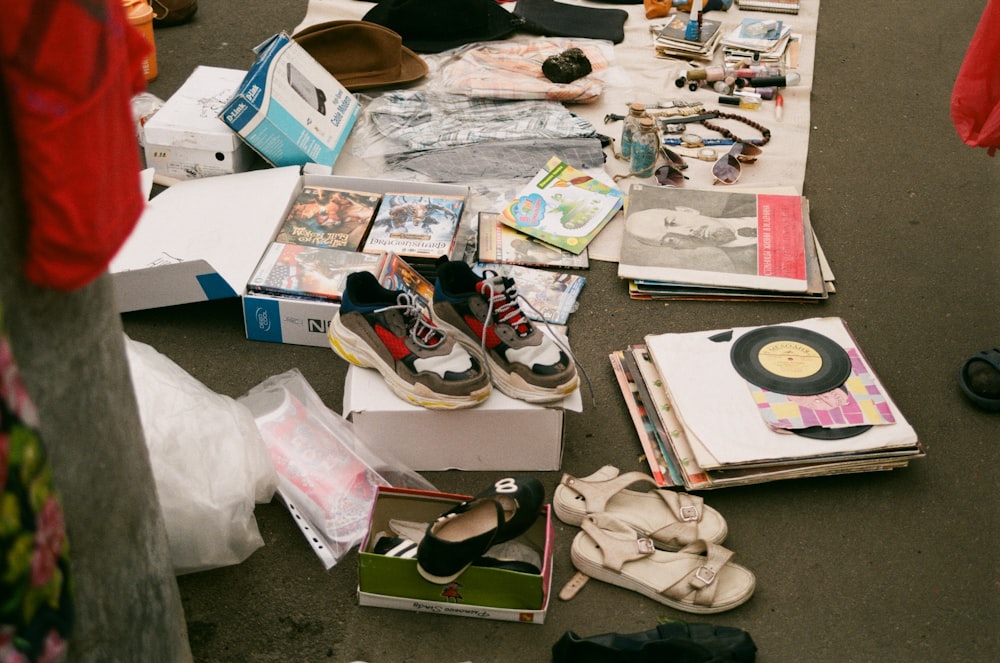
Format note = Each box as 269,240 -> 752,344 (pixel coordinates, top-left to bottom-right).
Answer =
328,271 -> 491,410
432,260 -> 579,403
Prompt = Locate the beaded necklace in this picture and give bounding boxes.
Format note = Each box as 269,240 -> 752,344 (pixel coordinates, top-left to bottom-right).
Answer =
700,111 -> 772,147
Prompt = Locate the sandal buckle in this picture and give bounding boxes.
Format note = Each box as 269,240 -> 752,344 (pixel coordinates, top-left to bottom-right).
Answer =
636,537 -> 655,555
693,565 -> 717,586
679,505 -> 700,522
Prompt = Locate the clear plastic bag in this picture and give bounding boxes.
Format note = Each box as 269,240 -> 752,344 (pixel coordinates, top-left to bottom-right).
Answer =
239,368 -> 434,569
125,335 -> 278,575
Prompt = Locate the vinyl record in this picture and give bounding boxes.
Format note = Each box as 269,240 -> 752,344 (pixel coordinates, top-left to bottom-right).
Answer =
730,325 -> 852,396
792,424 -> 873,440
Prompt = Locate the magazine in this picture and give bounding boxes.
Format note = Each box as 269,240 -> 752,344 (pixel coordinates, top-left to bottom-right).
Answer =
362,192 -> 465,260
500,156 -> 624,255
477,212 -> 589,269
247,242 -> 384,302
274,185 -> 381,251
474,263 -> 585,326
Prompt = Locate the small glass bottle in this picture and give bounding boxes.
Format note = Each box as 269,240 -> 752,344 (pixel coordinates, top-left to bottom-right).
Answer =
630,117 -> 659,178
620,103 -> 646,159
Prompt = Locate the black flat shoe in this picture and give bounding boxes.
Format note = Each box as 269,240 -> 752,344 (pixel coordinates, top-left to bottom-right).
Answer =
552,620 -> 758,663
416,476 -> 545,584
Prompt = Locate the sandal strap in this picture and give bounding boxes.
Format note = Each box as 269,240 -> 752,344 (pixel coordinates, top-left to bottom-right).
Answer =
663,540 -> 734,607
580,514 -> 656,572
647,491 -> 705,546
559,468 -> 659,515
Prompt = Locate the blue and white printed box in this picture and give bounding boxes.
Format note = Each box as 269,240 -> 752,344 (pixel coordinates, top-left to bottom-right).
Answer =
220,32 -> 359,168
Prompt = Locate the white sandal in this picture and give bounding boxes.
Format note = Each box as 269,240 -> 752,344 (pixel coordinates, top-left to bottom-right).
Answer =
553,465 -> 727,549
569,513 -> 755,614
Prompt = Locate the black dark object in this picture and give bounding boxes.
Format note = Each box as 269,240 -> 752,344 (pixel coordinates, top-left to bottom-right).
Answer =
552,620 -> 758,663
542,48 -> 593,84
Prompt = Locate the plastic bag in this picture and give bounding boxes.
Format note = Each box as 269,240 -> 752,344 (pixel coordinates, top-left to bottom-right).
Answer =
124,335 -> 278,575
239,369 -> 435,569
951,0 -> 1000,154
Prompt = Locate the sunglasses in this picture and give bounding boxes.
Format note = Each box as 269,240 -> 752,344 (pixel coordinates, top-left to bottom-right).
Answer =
711,141 -> 763,185
654,147 -> 690,187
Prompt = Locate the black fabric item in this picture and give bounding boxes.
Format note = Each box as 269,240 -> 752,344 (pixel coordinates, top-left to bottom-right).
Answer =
552,621 -> 758,663
362,0 -> 522,53
513,0 -> 629,44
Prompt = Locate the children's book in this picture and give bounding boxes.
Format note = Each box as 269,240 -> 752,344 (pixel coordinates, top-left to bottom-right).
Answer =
247,242 -> 384,302
274,185 -> 381,251
500,157 -> 624,255
474,263 -> 586,326
361,192 -> 465,260
477,212 -> 589,269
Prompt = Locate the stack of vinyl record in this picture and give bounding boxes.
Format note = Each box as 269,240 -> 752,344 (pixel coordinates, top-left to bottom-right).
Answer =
613,317 -> 924,489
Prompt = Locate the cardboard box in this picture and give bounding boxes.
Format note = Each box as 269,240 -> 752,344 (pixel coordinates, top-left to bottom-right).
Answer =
242,175 -> 470,347
357,486 -> 553,624
111,168 -> 466,328
343,365 -> 581,471
143,66 -> 257,181
220,33 -> 359,169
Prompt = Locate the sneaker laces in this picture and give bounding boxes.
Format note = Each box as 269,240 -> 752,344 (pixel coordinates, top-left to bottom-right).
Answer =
376,291 -> 444,350
479,271 -> 595,405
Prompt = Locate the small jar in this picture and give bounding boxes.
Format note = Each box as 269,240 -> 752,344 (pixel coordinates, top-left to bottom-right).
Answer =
630,117 -> 659,178
620,103 -> 646,159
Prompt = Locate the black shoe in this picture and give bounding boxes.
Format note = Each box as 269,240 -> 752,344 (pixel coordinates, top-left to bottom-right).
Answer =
552,620 -> 757,663
416,476 -> 545,584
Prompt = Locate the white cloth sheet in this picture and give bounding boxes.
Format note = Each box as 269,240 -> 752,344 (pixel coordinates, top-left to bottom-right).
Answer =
296,1 -> 820,261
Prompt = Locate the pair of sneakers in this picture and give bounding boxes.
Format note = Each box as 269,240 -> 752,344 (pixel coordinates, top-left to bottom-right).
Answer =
328,259 -> 579,409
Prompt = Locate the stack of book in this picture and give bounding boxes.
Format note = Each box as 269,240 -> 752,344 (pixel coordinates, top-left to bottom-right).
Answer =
653,12 -> 724,61
617,183 -> 835,301
735,0 -> 799,15
612,317 -> 924,490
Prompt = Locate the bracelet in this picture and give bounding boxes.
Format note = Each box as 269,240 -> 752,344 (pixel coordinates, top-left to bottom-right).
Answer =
700,110 -> 772,147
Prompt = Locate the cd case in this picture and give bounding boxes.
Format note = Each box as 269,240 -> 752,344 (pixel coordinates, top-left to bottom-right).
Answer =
247,242 -> 383,302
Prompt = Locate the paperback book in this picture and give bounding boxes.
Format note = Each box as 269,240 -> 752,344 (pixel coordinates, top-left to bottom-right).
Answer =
618,183 -> 818,294
473,263 -> 586,326
247,242 -> 384,302
500,156 -> 624,255
274,185 -> 381,251
653,13 -> 724,61
362,192 -> 466,260
477,212 -> 589,269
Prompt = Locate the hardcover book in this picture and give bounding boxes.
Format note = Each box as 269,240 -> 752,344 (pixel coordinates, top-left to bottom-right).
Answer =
617,183 -> 811,293
477,212 -> 589,269
500,157 -> 624,255
247,242 -> 384,302
274,185 -> 382,251
361,192 -> 465,260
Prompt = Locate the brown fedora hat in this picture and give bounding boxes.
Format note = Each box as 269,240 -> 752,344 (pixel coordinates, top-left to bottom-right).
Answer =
293,20 -> 428,91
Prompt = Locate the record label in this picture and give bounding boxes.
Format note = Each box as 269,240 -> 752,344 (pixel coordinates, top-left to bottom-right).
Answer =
757,340 -> 824,379
731,326 -> 852,396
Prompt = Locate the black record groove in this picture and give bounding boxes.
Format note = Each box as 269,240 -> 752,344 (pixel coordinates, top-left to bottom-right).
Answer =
730,325 -> 852,396
792,424 -> 873,440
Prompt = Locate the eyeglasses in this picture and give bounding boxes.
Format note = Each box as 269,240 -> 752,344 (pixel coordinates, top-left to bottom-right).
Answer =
711,141 -> 762,185
654,147 -> 690,187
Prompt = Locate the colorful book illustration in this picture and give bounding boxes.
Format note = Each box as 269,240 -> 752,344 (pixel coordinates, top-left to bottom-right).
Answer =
247,242 -> 384,302
474,263 -> 585,326
362,192 -> 465,259
477,211 -> 589,269
500,157 -> 624,255
375,252 -> 435,311
274,185 -> 382,251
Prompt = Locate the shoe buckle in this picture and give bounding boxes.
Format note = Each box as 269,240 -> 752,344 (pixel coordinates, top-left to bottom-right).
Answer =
693,565 -> 717,586
636,536 -> 655,555
679,505 -> 700,522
